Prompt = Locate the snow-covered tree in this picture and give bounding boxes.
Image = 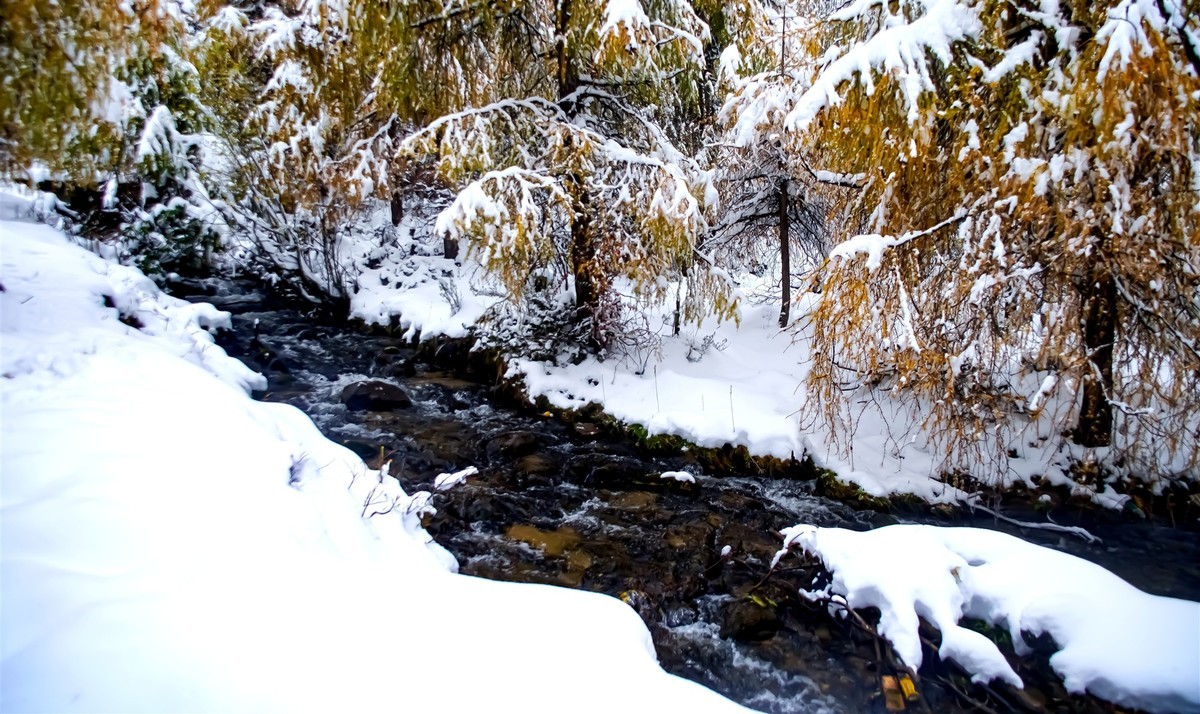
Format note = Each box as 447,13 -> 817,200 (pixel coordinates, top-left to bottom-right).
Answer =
1,0 -> 198,183
1,0 -> 220,275
746,0 -> 1200,482
399,0 -> 738,350
195,0 -> 499,299
1,0 -> 130,179
711,0 -> 845,328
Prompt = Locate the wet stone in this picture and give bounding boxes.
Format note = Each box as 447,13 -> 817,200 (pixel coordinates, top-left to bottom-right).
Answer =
564,453 -> 662,489
721,599 -> 782,642
515,454 -> 562,479
339,438 -> 384,462
609,491 -> 658,510
506,523 -> 580,557
486,431 -> 543,461
340,380 -> 413,411
574,422 -> 601,437
718,522 -> 785,564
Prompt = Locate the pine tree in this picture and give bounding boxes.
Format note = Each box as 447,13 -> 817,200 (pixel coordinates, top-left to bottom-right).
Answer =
765,0 -> 1200,483
2,0 -> 221,275
710,0 -> 847,328
398,0 -> 738,351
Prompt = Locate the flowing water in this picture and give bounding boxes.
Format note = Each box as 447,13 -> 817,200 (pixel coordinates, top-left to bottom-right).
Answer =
182,278 -> 1200,714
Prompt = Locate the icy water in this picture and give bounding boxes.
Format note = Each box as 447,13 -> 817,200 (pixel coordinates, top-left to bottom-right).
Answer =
185,278 -> 1200,714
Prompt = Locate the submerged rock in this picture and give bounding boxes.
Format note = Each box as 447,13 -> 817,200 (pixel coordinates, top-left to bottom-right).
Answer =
486,431 -> 542,461
721,599 -> 781,642
340,380 -> 413,411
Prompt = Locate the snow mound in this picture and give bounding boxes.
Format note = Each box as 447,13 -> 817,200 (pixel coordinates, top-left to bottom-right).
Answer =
434,465 -> 479,490
774,524 -> 1200,714
1,218 -> 748,713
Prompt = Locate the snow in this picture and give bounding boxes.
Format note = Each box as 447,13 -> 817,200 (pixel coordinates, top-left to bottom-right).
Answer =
341,196 -> 1147,507
783,0 -> 982,131
601,0 -> 652,39
433,465 -> 480,491
0,217 -> 749,713
774,524 -> 1200,714
982,32 -> 1043,83
505,291 -> 973,503
345,213 -> 501,340
659,470 -> 696,483
135,105 -> 181,164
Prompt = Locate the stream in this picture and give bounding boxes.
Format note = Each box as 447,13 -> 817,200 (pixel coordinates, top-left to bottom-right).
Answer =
181,278 -> 1200,714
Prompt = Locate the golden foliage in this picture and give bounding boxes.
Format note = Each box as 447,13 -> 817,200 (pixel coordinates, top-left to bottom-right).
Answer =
799,0 -> 1200,482
0,0 -> 184,181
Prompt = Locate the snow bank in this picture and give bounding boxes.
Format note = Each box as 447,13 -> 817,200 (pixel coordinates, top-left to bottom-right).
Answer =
774,524 -> 1200,714
344,213 -> 501,340
0,218 -> 748,713
508,289 -> 976,504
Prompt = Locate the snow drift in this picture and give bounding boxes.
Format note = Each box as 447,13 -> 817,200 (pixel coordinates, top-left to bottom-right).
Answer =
774,523 -> 1200,713
0,214 -> 747,713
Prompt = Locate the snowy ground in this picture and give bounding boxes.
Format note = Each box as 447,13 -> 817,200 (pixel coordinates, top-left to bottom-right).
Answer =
346,219 -> 1085,505
0,209 -> 748,712
774,524 -> 1200,713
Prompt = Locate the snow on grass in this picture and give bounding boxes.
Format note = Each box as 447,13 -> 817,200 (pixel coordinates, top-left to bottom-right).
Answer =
504,288 -> 977,504
774,524 -> 1200,714
0,217 -> 749,713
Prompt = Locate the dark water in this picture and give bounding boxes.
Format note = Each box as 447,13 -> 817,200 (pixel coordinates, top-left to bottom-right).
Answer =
184,278 -> 1200,714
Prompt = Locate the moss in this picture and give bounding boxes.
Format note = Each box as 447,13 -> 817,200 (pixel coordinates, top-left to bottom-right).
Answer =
814,471 -> 892,511
960,618 -> 1014,650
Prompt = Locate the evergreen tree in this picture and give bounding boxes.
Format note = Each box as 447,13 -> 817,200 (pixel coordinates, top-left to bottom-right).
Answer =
748,0 -> 1200,482
1,0 -> 220,275
398,0 -> 738,351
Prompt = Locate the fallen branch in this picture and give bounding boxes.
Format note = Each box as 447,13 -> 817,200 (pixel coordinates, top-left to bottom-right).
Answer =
967,501 -> 1100,544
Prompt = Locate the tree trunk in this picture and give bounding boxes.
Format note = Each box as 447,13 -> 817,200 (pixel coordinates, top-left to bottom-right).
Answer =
1075,250 -> 1116,448
569,185 -> 599,347
555,0 -> 576,100
558,0 -> 599,345
390,189 -> 403,226
673,280 -> 682,336
778,178 -> 791,329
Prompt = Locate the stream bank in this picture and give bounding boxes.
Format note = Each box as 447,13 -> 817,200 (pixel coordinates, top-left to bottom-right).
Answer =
177,276 -> 1200,713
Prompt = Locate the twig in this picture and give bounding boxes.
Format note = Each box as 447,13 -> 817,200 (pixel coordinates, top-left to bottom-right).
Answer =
654,365 -> 660,413
968,501 -> 1100,544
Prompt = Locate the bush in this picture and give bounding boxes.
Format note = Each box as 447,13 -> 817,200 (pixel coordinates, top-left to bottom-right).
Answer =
122,202 -> 221,279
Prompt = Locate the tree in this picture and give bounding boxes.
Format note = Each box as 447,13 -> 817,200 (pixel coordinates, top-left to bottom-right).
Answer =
398,0 -> 738,351
1,0 -> 133,179
710,0 -> 845,328
756,0 -> 1200,483
1,0 -> 221,275
195,0 -> 499,300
